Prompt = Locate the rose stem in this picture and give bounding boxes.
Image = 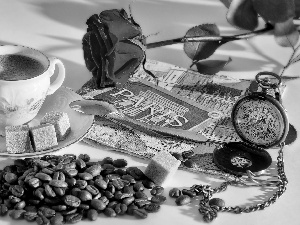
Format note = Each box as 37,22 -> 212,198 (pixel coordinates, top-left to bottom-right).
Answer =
146,23 -> 274,49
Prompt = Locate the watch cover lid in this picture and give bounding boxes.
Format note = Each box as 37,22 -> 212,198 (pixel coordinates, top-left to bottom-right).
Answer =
213,142 -> 272,176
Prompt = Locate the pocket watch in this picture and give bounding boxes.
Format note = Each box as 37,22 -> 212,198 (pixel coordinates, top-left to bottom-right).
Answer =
231,71 -> 289,149
214,72 -> 289,175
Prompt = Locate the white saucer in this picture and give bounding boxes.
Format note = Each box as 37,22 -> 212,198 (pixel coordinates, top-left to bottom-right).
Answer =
0,87 -> 94,157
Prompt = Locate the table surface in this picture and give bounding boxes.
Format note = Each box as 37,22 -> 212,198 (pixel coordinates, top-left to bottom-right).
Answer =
1,1 -> 300,225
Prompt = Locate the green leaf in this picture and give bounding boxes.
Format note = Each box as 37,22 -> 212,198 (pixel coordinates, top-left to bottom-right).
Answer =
193,57 -> 232,75
274,18 -> 299,47
184,24 -> 221,62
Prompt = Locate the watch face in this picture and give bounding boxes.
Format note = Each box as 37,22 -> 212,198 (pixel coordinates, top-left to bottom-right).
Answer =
232,94 -> 288,148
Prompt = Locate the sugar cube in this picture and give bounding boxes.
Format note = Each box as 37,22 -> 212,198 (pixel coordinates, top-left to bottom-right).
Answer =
144,151 -> 181,186
5,125 -> 31,153
30,123 -> 58,151
41,111 -> 71,141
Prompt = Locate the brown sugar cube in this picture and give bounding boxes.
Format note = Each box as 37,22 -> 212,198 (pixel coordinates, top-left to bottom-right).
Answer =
30,124 -> 58,151
144,151 -> 181,186
5,125 -> 32,154
41,111 -> 71,141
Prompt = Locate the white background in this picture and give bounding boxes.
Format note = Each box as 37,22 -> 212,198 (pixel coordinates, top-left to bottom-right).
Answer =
0,1 -> 300,225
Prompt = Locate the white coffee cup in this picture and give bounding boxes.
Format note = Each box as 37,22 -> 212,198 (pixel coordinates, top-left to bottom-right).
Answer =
0,45 -> 65,136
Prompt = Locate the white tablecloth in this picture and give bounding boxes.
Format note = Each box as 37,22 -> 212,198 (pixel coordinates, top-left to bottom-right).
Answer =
0,1 -> 300,225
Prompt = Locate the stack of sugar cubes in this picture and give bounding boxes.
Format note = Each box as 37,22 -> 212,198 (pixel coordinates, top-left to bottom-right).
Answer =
5,111 -> 71,153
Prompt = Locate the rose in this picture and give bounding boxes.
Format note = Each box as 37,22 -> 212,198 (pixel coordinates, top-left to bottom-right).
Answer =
82,9 -> 145,88
220,0 -> 300,47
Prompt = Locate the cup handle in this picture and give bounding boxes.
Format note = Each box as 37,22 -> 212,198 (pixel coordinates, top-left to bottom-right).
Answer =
47,57 -> 65,95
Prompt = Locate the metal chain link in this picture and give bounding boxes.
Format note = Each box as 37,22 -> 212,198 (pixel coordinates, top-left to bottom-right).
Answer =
196,143 -> 288,222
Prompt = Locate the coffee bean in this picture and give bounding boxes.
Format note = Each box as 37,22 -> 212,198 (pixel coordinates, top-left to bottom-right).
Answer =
51,205 -> 67,211
94,179 -> 107,190
9,209 -> 26,219
90,199 -> 106,211
104,191 -> 114,199
209,198 -> 225,207
34,188 -> 45,200
28,177 -> 42,188
78,203 -> 89,210
134,191 -> 148,199
53,187 -> 65,196
65,213 -> 82,223
135,198 -> 150,208
127,204 -> 138,215
33,159 -> 50,168
115,168 -> 127,176
145,203 -> 160,213
61,208 -> 77,216
14,200 -> 26,210
112,159 -> 127,168
150,186 -> 164,196
49,180 -> 68,188
78,190 -> 92,202
36,214 -> 50,225
45,184 -> 56,198
169,188 -> 181,198
121,174 -> 135,184
126,167 -> 145,180
114,203 -> 127,215
182,189 -> 196,198
64,195 -> 81,207
4,172 -> 18,184
53,172 -> 65,181
133,208 -> 148,219
112,179 -> 124,190
50,213 -> 64,225
24,211 -> 38,222
123,186 -> 134,195
9,195 -> 21,204
63,162 -> 76,170
0,204 -> 8,216
87,209 -> 98,221
106,174 -> 120,181
142,179 -> 155,189
39,207 -> 55,218
11,185 -> 25,197
175,195 -> 191,206
78,154 -> 90,162
85,165 -> 102,177
41,168 -> 54,175
77,172 -> 93,180
101,164 -> 115,175
104,208 -> 116,217
85,185 -> 99,196
75,180 -> 87,189
65,178 -> 76,187
64,168 -> 78,177
133,182 -> 144,192
35,173 -> 52,182
101,157 -> 113,165
183,159 -> 197,169
122,196 -> 135,206
75,158 -> 86,170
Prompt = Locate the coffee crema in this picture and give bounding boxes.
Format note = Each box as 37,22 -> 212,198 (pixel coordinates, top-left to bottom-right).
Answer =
0,54 -> 45,81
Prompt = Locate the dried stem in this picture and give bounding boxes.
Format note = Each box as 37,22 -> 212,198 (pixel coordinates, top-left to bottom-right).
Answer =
146,23 -> 274,49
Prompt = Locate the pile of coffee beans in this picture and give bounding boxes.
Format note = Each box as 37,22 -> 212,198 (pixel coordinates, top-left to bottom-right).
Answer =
0,154 -> 167,224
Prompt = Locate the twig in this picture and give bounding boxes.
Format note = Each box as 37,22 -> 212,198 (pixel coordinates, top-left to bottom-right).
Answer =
146,23 -> 274,49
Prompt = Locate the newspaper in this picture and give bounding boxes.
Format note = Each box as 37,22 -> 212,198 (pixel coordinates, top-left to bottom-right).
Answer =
77,59 -> 281,178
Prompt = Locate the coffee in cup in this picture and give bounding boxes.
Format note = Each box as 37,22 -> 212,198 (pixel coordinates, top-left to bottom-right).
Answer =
0,45 -> 65,136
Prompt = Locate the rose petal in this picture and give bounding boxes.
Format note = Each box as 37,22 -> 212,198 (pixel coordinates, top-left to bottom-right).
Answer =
227,0 -> 258,30
252,0 -> 295,23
